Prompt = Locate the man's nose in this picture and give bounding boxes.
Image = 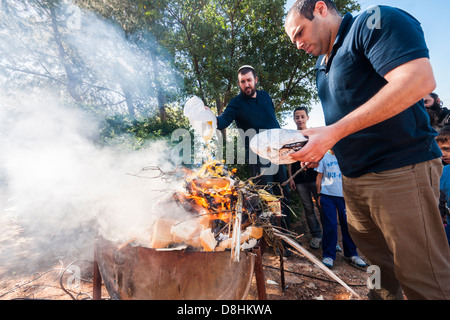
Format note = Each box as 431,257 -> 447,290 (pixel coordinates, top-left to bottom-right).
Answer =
296,41 -> 304,50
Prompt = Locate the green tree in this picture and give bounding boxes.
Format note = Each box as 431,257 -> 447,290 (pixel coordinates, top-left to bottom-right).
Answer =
162,0 -> 360,121
1,0 -> 179,123
73,0 -> 360,126
74,0 -> 178,122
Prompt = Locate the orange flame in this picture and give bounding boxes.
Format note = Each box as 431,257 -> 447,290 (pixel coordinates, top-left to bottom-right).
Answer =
185,179 -> 237,223
179,160 -> 242,223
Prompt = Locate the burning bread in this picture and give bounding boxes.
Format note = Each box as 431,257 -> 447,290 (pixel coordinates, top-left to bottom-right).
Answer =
215,226 -> 263,252
170,218 -> 202,244
186,236 -> 202,249
245,226 -> 263,240
215,237 -> 232,251
148,216 -> 262,252
194,177 -> 230,189
240,226 -> 263,244
150,218 -> 178,249
200,228 -> 217,252
198,215 -> 211,229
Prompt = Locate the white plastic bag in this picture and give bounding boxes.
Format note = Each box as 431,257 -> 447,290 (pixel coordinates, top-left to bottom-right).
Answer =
250,129 -> 308,165
184,96 -> 217,141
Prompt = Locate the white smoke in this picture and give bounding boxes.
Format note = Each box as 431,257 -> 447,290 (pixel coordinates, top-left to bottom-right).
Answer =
0,1 -> 185,276
0,88 -> 184,274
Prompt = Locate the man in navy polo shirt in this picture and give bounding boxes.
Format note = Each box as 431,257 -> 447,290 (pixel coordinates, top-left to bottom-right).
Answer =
285,0 -> 450,299
217,66 -> 291,239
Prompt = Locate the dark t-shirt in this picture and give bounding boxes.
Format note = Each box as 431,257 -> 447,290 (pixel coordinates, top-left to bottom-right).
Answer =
315,6 -> 441,178
217,90 -> 280,132
290,161 -> 317,185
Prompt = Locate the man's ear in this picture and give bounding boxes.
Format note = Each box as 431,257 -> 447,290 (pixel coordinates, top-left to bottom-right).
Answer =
315,1 -> 329,17
255,76 -> 258,84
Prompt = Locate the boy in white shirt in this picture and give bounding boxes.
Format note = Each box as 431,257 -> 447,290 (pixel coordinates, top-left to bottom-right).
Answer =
316,150 -> 366,268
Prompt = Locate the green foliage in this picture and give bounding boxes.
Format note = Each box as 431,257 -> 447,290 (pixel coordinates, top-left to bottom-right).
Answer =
161,0 -> 360,117
98,105 -> 192,149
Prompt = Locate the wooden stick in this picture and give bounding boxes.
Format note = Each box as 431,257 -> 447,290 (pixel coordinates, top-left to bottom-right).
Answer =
252,245 -> 267,300
231,191 -> 243,262
117,238 -> 136,251
281,164 -> 308,187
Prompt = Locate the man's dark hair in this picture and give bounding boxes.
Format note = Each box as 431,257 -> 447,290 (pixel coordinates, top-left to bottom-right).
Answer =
288,0 -> 338,21
430,92 -> 443,106
430,92 -> 439,100
428,92 -> 443,109
294,106 -> 309,116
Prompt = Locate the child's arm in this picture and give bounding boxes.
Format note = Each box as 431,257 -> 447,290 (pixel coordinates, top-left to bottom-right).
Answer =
316,172 -> 323,195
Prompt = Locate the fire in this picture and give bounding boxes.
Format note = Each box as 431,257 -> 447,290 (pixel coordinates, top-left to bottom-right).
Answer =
123,158 -> 361,298
146,158 -> 283,256
172,159 -> 283,227
180,160 -> 241,224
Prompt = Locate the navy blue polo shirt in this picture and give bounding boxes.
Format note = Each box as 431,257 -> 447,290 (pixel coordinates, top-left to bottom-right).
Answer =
217,90 -> 280,132
315,6 -> 441,178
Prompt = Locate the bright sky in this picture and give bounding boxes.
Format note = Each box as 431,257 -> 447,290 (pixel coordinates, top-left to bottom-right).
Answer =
284,0 -> 450,129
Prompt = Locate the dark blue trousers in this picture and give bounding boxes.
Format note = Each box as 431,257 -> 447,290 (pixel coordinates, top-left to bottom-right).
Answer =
320,194 -> 358,260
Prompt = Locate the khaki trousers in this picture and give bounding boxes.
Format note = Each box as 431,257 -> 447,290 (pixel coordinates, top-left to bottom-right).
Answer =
343,159 -> 450,300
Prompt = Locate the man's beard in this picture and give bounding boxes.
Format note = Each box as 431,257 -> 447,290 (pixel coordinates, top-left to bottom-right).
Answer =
241,86 -> 256,98
427,100 -> 441,111
426,101 -> 444,127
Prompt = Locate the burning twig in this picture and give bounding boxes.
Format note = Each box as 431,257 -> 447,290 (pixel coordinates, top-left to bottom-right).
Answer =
127,165 -> 189,182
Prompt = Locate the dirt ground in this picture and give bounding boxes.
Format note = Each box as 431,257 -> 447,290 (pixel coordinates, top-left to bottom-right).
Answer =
246,238 -> 370,300
0,248 -> 369,301
245,219 -> 370,301
0,213 -> 370,301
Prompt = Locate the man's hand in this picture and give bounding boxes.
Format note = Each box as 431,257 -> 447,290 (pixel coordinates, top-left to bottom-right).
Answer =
289,179 -> 296,190
289,126 -> 340,163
